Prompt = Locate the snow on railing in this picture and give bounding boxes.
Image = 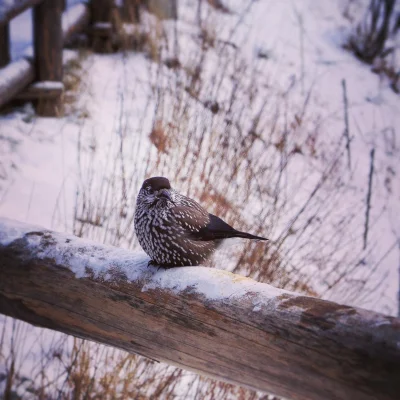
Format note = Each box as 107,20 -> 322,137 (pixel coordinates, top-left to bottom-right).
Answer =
0,217 -> 399,400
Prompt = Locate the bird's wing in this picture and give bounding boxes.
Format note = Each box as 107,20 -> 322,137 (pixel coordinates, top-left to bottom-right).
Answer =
170,206 -> 209,233
171,206 -> 236,241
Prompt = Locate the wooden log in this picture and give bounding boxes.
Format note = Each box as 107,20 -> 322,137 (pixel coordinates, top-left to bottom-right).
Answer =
0,218 -> 399,400
0,0 -> 43,25
62,3 -> 90,41
90,0 -> 114,53
33,0 -> 63,116
0,58 -> 35,107
0,24 -> 10,67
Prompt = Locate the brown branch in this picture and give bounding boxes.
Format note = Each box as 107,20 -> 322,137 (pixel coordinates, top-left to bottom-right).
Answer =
0,218 -> 399,400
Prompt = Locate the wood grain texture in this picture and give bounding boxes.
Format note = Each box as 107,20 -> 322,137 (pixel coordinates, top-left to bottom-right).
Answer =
0,218 -> 399,400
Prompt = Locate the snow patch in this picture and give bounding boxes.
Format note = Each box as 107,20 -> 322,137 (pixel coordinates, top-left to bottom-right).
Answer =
142,267 -> 286,301
31,81 -> 64,90
0,218 -> 41,246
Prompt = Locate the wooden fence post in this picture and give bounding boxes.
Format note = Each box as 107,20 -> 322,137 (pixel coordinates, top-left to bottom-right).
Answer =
0,24 -> 11,68
90,0 -> 114,53
33,0 -> 63,116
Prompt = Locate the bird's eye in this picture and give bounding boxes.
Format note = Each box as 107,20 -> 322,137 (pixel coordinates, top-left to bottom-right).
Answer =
147,187 -> 154,194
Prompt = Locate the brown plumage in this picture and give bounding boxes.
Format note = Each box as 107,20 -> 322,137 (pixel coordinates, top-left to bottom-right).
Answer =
134,177 -> 268,267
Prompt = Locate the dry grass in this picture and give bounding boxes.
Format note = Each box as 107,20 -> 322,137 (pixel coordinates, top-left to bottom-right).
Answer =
149,120 -> 170,154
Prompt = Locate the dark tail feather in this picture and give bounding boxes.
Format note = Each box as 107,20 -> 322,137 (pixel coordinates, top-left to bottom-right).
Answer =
232,231 -> 268,241
192,214 -> 268,241
192,229 -> 268,241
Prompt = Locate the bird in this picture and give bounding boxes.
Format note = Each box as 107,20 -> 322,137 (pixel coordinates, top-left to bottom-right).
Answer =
134,176 -> 268,268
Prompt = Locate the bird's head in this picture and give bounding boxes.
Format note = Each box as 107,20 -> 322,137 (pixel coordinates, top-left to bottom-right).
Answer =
137,176 -> 174,206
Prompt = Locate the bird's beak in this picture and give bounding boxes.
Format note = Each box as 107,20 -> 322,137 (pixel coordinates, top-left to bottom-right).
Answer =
157,189 -> 173,202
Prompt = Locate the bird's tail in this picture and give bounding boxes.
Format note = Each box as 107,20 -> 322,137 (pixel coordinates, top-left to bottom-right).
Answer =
232,231 -> 268,241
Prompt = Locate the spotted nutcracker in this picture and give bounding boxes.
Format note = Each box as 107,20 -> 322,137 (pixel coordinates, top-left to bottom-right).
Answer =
134,177 -> 268,268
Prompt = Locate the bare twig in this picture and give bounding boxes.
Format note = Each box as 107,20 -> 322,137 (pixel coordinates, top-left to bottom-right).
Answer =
363,148 -> 375,250
293,7 -> 305,95
342,79 -> 351,170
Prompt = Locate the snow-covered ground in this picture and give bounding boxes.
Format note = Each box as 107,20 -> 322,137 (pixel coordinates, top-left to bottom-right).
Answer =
0,0 -> 399,397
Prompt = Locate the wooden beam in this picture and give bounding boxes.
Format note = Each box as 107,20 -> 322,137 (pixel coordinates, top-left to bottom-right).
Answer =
0,24 -> 10,67
0,218 -> 399,400
0,0 -> 43,25
33,0 -> 63,116
0,3 -> 90,111
15,81 -> 64,100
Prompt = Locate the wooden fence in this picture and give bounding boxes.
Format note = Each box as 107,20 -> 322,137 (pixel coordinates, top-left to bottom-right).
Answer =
0,217 -> 399,400
0,0 -> 111,116
0,0 -> 177,116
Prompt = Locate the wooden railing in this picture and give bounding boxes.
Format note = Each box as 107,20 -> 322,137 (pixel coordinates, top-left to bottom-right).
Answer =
0,0 -> 179,116
0,217 -> 399,400
0,0 -> 89,116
